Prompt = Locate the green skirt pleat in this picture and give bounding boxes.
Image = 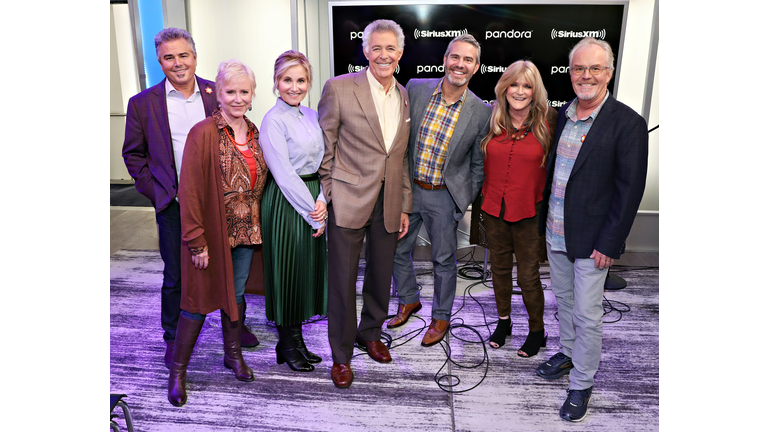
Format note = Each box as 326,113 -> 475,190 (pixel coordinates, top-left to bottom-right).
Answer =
261,173 -> 328,325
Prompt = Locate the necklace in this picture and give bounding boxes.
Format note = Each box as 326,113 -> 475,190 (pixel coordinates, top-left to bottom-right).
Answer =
510,121 -> 530,141
224,127 -> 254,157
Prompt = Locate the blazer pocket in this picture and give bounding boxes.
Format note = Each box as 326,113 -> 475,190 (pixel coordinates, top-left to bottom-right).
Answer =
331,166 -> 360,186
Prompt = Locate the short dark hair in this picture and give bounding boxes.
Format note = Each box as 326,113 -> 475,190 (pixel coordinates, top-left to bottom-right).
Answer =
154,28 -> 196,61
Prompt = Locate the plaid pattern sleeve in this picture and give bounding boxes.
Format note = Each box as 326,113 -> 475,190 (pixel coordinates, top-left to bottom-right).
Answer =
413,83 -> 465,186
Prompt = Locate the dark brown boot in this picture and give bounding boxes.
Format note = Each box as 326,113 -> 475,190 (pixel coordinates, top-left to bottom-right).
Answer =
239,299 -> 260,348
168,315 -> 204,407
221,306 -> 254,382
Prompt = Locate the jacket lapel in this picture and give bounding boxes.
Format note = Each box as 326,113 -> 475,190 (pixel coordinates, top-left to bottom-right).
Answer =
197,76 -> 217,115
571,95 -> 617,177
444,90 -> 475,163
354,69 -> 386,152
150,79 -> 173,159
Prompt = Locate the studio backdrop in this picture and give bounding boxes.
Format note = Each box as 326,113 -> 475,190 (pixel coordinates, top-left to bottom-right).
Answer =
329,1 -> 627,105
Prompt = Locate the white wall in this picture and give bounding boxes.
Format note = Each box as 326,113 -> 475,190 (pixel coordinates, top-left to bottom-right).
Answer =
188,0 -> 293,129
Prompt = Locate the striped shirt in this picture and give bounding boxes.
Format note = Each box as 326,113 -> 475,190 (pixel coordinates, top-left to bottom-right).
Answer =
546,92 -> 609,252
414,79 -> 465,186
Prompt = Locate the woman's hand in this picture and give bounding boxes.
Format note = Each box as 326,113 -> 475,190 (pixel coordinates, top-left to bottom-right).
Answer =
312,223 -> 326,238
191,245 -> 209,270
310,200 -> 328,222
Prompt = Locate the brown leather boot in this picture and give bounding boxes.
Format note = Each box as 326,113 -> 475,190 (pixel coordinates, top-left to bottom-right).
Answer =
168,315 -> 204,407
221,306 -> 254,382
239,299 -> 260,348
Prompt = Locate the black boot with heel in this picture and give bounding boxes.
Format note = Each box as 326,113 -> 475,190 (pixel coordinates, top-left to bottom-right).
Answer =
489,317 -> 512,349
276,325 -> 314,372
518,329 -> 547,357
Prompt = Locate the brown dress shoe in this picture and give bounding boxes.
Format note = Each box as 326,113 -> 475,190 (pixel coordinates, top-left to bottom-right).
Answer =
386,301 -> 422,328
331,363 -> 353,389
421,319 -> 450,346
355,337 -> 392,363
164,340 -> 175,369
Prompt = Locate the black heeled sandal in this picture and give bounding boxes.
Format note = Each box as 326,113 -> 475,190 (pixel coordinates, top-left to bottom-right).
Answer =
489,318 -> 512,349
517,329 -> 547,357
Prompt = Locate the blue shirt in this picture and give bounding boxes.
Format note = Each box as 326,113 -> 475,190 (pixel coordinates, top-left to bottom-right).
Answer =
546,92 -> 610,252
259,98 -> 326,229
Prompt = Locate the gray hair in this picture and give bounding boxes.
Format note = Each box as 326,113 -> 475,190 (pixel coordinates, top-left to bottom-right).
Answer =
568,37 -> 614,70
215,59 -> 257,97
444,33 -> 481,65
362,19 -> 405,54
154,28 -> 196,61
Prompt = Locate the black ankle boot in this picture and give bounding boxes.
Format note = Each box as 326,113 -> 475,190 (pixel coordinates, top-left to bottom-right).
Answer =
275,325 -> 314,372
290,324 -> 322,363
489,317 -> 512,349
518,329 -> 547,358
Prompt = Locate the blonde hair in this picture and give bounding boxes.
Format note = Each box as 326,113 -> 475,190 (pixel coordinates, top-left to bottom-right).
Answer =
215,59 -> 256,101
272,50 -> 313,96
480,60 -> 551,167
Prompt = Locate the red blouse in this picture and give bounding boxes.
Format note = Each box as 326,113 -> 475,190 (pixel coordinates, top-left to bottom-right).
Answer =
481,131 -> 546,223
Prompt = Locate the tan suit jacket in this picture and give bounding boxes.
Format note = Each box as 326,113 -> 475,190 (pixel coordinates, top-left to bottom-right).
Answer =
317,68 -> 412,233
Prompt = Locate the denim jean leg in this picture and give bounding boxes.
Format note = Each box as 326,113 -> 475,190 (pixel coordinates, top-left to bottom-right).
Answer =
231,245 -> 255,305
156,200 -> 183,342
546,242 -> 576,359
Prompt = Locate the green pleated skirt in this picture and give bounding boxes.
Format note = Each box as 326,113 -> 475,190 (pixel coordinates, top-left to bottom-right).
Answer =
261,172 -> 328,325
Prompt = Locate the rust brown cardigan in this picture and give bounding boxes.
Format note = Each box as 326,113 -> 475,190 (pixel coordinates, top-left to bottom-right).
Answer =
178,114 -> 267,319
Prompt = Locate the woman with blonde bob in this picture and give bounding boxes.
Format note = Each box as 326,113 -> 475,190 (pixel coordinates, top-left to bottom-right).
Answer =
168,59 -> 268,407
480,60 -> 558,357
260,50 -> 327,373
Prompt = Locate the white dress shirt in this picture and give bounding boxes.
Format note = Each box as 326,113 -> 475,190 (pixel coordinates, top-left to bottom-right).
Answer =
366,68 -> 402,153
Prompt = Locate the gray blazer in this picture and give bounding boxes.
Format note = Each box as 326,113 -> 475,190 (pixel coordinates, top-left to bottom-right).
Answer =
406,78 -> 491,217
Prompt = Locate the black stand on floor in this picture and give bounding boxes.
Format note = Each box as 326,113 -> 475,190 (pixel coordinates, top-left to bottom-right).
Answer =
604,269 -> 627,290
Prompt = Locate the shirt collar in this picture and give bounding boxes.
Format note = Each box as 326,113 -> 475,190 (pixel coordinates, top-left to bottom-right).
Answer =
567,91 -> 610,121
212,108 -> 255,132
275,97 -> 304,117
433,78 -> 466,106
366,67 -> 397,94
165,77 -> 200,96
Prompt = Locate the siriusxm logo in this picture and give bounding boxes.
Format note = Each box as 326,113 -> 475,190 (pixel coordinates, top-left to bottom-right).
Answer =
480,64 -> 507,74
548,100 -> 568,108
416,65 -> 444,74
550,29 -> 606,40
485,30 -> 532,39
551,66 -> 570,74
347,64 -> 400,74
413,28 -> 468,39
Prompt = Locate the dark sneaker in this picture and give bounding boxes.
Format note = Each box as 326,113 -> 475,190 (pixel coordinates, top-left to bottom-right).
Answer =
559,387 -> 593,422
536,352 -> 574,379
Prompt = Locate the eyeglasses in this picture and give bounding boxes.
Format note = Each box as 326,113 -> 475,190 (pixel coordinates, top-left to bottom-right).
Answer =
570,66 -> 612,76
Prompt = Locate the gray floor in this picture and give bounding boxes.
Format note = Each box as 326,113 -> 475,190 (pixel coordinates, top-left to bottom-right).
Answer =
110,206 -> 659,431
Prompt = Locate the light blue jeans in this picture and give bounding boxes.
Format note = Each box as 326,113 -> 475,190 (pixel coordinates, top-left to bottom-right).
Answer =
546,242 -> 608,390
181,245 -> 254,320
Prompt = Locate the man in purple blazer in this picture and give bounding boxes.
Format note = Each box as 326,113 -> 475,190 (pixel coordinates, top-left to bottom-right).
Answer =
536,37 -> 648,422
122,28 -> 258,369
